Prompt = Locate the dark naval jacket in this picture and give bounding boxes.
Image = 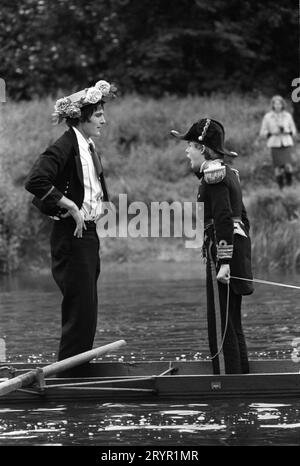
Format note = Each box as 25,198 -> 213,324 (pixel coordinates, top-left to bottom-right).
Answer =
196,160 -> 254,296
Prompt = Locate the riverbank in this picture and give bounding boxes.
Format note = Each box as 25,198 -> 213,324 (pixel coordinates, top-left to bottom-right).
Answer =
0,93 -> 299,273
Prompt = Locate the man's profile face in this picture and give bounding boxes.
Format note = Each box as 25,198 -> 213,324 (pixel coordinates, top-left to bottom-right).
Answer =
185,142 -> 204,170
81,107 -> 106,138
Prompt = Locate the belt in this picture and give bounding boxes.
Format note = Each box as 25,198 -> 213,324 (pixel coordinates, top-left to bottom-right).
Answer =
84,220 -> 97,230
204,216 -> 243,228
56,217 -> 96,228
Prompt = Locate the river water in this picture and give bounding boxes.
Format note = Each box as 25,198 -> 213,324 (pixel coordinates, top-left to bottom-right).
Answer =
0,261 -> 300,446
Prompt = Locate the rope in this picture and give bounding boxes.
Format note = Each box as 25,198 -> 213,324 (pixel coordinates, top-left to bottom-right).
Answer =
53,386 -> 156,393
230,276 -> 300,290
208,274 -> 300,364
207,274 -> 300,368
45,375 -> 155,389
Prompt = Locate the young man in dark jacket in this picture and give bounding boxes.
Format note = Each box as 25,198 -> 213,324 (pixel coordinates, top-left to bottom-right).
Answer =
171,118 -> 254,374
25,80 -> 116,362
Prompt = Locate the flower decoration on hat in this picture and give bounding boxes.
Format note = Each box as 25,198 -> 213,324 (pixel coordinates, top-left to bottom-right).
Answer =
95,80 -> 111,95
52,79 -> 117,124
85,87 -> 103,104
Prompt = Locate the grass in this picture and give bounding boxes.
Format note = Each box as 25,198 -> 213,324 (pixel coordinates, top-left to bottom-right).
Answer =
246,187 -> 300,272
0,92 -> 299,273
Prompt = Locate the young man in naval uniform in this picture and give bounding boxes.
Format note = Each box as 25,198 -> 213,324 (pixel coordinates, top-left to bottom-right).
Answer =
25,80 -> 116,364
171,118 -> 254,374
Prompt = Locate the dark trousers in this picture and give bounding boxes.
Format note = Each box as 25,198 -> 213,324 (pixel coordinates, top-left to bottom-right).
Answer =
50,219 -> 100,361
206,260 -> 249,374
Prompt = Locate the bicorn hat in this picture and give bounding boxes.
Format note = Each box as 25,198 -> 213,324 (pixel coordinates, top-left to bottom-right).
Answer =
171,118 -> 237,157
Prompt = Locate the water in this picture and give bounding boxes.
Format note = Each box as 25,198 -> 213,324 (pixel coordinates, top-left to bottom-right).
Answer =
0,261 -> 300,446
0,401 -> 300,446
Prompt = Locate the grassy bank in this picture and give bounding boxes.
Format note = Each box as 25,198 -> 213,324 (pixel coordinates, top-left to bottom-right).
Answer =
0,93 -> 299,273
246,187 -> 300,272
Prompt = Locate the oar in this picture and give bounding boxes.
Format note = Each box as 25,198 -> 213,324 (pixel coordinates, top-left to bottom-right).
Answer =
208,248 -> 226,374
0,339 -> 126,397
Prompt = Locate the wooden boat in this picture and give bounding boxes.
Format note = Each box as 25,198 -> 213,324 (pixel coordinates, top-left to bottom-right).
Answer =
1,358 -> 300,403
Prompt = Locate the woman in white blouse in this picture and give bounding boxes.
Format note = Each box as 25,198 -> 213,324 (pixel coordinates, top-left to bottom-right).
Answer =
259,95 -> 297,188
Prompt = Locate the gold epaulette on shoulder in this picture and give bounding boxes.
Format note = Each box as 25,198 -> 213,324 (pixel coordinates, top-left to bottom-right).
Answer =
204,163 -> 226,184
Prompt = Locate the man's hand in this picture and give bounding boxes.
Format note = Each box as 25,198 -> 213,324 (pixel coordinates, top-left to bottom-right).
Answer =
68,206 -> 86,238
57,196 -> 86,238
217,264 -> 230,284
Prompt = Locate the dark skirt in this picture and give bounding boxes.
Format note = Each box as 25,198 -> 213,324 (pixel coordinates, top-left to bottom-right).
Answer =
271,146 -> 293,167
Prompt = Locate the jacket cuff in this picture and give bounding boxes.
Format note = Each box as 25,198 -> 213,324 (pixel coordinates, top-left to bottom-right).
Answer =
42,187 -> 63,208
217,241 -> 233,262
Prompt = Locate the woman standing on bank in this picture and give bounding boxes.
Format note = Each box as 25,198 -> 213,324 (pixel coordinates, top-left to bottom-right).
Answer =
259,95 -> 297,189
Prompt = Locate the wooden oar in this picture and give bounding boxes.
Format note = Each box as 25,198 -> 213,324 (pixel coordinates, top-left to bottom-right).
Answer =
0,339 -> 126,397
208,247 -> 226,374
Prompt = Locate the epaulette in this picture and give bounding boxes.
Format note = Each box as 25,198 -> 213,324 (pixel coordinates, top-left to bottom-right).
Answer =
203,161 -> 226,184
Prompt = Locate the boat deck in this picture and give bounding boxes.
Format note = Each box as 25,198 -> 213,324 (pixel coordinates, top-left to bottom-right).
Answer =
0,360 -> 299,403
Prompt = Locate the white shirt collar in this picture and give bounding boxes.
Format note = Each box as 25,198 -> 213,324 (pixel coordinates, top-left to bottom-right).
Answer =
72,126 -> 94,151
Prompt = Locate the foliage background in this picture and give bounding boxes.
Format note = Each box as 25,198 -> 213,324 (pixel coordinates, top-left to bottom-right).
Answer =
1,0 -> 298,100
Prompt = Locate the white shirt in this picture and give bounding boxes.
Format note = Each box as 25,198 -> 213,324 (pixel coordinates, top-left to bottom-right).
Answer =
259,110 -> 297,148
73,127 -> 103,221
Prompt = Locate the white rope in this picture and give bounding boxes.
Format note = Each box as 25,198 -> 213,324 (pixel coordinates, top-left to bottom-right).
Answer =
230,276 -> 300,290
209,274 -> 300,366
210,273 -> 300,362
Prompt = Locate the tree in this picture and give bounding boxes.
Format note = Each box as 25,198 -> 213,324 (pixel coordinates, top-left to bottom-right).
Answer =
0,0 -> 298,99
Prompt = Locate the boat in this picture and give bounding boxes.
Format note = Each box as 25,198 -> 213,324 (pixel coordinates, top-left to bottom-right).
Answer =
1,358 -> 300,403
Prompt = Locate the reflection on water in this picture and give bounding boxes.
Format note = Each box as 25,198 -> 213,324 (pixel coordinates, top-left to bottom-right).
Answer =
1,261 -> 300,445
0,400 -> 300,446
